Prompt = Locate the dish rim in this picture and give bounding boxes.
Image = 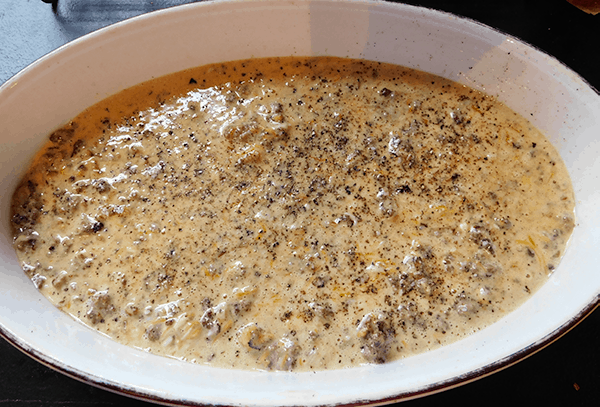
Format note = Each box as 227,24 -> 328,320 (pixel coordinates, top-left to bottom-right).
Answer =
1,299 -> 598,406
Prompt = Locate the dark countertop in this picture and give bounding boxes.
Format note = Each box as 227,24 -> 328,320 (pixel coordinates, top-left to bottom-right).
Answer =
1,1 -> 598,405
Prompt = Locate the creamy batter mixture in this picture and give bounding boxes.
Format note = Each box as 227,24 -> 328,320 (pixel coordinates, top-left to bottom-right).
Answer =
11,57 -> 575,371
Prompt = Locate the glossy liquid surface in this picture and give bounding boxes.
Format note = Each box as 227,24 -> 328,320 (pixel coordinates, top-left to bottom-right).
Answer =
11,57 -> 575,371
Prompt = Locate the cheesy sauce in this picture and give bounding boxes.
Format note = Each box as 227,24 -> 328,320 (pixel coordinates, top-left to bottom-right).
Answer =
10,57 -> 575,371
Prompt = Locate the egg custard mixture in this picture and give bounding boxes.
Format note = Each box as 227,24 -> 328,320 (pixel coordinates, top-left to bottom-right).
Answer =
11,57 -> 575,371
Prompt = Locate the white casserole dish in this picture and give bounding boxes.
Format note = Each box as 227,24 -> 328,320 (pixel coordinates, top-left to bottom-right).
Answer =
0,1 -> 598,405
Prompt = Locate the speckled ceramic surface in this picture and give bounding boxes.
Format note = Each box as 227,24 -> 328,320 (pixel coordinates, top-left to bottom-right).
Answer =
1,1 -> 599,405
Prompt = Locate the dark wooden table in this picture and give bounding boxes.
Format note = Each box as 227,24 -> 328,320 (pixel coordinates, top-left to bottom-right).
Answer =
1,1 -> 598,405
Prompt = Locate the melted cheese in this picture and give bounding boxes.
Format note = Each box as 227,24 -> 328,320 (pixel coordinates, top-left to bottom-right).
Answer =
11,57 -> 575,371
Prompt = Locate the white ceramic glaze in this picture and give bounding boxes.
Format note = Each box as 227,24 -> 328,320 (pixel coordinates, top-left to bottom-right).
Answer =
1,1 -> 599,405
